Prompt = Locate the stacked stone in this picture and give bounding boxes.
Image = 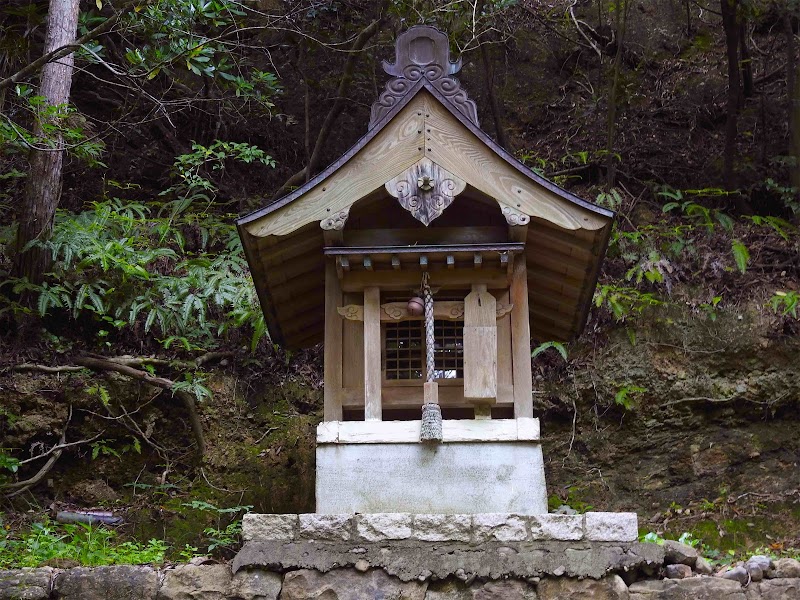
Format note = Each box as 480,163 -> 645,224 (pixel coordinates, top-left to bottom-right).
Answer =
241,511 -> 640,545
2,557 -> 800,599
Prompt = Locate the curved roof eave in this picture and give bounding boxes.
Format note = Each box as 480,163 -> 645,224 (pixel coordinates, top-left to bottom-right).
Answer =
236,78 -> 614,232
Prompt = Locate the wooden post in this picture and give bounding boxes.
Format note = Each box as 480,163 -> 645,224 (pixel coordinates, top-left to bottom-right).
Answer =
510,253 -> 533,418
364,286 -> 382,421
464,283 -> 497,403
323,259 -> 343,421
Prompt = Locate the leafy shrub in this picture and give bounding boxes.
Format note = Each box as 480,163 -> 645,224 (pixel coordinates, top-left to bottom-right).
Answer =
1,198 -> 266,352
0,519 -> 167,568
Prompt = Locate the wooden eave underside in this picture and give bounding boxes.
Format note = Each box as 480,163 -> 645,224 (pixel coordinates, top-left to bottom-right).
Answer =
237,80 -> 613,349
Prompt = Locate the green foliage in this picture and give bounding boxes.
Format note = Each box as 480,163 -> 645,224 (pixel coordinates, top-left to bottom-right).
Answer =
731,240 -> 750,274
162,140 -> 275,220
699,296 -> 723,322
764,177 -> 799,216
0,88 -> 105,169
172,373 -> 213,403
0,452 -> 20,474
613,384 -> 646,410
1,195 -> 267,352
661,195 -> 735,233
742,215 -> 795,241
0,519 -> 167,568
769,291 -> 799,318
531,341 -> 568,361
596,188 -> 623,211
118,0 -> 281,107
180,501 -> 252,555
594,284 -> 662,321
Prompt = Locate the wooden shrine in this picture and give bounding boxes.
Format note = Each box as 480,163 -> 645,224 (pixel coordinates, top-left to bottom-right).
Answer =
237,26 -> 614,514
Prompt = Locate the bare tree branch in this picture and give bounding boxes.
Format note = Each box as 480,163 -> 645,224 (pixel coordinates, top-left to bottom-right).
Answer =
73,356 -> 206,456
0,0 -> 147,92
271,17 -> 383,200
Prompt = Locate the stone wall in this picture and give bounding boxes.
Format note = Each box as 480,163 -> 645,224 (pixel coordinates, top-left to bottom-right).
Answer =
2,562 -> 800,600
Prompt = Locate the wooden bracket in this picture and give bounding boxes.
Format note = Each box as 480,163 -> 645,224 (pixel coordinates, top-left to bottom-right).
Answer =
320,206 -> 350,231
498,201 -> 531,227
337,301 -> 512,322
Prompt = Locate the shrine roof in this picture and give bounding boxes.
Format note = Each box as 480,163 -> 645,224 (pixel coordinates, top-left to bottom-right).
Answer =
236,26 -> 614,349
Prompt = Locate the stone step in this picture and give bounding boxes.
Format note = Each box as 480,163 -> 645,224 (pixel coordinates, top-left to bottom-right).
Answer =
242,511 -> 638,544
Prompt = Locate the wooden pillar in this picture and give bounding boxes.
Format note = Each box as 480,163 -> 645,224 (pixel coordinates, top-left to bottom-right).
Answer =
464,283 -> 497,404
363,286 -> 382,421
323,259 -> 343,421
510,253 -> 533,418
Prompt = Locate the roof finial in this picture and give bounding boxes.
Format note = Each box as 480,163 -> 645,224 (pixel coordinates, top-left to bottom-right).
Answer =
370,25 -> 478,129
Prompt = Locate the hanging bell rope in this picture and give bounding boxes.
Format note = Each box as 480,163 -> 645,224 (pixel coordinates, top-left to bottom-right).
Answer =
420,272 -> 443,442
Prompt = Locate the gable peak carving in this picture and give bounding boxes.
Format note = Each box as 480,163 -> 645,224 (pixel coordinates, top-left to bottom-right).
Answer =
370,25 -> 478,128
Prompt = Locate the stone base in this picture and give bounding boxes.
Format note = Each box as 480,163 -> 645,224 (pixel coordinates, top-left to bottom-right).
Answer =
236,512 -> 645,580
316,419 -> 547,514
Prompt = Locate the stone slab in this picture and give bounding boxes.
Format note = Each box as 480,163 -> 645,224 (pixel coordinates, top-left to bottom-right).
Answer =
316,442 -> 548,514
628,578 -> 746,599
242,512 -> 638,544
0,568 -> 53,600
317,419 -> 540,444
233,540 -> 665,581
54,566 -> 158,600
280,569 -> 427,600
585,512 -> 638,542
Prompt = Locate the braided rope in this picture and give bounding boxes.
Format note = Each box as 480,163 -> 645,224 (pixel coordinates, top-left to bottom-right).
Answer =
420,273 -> 442,442
423,277 -> 435,383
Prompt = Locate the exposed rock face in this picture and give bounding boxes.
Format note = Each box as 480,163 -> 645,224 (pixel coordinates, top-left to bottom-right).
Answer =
664,564 -> 692,579
53,566 -> 159,600
745,579 -> 800,600
662,541 -> 698,567
768,558 -> 800,579
721,566 -> 751,585
628,578 -> 746,599
537,574 -> 629,599
426,579 -> 537,599
158,564 -> 233,600
280,568 -> 427,600
0,568 -> 53,600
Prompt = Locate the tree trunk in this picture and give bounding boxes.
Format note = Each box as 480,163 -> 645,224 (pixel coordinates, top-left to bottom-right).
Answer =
787,13 -> 800,193
739,20 -> 753,99
605,0 -> 630,189
13,0 -> 81,283
480,39 -> 509,150
720,0 -> 741,191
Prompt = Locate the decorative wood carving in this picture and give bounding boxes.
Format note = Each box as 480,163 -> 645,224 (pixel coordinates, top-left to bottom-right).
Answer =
370,25 -> 478,128
337,301 -> 512,322
337,305 -> 363,321
320,207 -> 350,231
498,202 -> 531,226
385,158 -> 466,226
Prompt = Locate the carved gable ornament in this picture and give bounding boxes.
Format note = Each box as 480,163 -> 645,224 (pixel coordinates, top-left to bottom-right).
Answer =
385,158 -> 466,226
370,26 -> 478,128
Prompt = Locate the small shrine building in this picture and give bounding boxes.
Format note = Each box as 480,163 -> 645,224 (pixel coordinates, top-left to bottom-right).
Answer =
237,26 -> 614,515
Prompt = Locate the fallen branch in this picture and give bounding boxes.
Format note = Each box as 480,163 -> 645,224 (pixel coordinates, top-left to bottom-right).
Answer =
73,356 -> 206,456
85,351 -> 234,370
2,408 -> 73,498
9,364 -> 85,374
17,430 -> 106,466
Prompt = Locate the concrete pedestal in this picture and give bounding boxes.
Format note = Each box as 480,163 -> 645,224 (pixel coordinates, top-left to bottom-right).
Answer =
315,419 -> 548,514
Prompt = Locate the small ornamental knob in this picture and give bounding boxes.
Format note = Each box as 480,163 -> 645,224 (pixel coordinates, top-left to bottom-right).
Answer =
417,175 -> 434,191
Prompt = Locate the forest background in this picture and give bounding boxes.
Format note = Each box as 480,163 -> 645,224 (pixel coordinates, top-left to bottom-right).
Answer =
0,0 -> 799,567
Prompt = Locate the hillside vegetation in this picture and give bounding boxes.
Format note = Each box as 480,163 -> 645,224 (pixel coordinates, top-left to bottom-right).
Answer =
0,0 -> 798,565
